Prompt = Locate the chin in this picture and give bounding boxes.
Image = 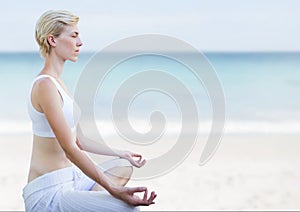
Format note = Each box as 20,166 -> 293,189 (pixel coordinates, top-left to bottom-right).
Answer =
69,57 -> 78,62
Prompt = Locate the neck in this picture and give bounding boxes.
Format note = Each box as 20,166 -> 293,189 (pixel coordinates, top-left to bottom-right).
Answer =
41,54 -> 65,79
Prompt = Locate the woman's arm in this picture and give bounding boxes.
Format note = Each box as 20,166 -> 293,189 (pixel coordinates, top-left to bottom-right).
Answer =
38,79 -> 114,191
37,78 -> 156,205
76,125 -> 146,168
76,124 -> 121,157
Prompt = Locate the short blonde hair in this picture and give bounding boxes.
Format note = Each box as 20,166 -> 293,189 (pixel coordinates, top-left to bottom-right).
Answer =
35,10 -> 79,58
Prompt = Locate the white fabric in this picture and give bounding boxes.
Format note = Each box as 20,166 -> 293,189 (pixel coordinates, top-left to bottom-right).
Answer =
27,75 -> 80,138
23,158 -> 139,212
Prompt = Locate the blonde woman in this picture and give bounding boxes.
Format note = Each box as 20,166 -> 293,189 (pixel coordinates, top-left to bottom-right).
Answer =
22,10 -> 156,211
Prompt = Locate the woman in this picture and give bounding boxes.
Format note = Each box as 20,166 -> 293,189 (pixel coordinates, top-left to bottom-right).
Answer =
23,10 -> 156,211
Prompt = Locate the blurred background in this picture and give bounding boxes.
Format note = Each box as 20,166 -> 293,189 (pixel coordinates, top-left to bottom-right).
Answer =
0,0 -> 299,210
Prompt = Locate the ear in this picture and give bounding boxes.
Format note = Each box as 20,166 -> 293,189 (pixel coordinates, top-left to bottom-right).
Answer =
47,35 -> 56,47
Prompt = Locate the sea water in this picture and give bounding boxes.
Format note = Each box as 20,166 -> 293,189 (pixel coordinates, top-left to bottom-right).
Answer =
0,52 -> 299,135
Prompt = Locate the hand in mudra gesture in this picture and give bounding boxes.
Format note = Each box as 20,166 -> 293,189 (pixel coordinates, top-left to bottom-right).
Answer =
119,151 -> 147,168
115,151 -> 157,206
113,186 -> 157,206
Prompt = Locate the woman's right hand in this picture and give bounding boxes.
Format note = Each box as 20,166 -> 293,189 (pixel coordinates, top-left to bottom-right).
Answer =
110,185 -> 157,206
118,151 -> 146,168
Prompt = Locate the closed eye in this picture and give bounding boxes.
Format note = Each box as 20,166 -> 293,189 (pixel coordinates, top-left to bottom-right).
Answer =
72,32 -> 79,38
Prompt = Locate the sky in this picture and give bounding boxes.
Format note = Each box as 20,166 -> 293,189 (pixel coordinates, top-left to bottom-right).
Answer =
1,0 -> 300,52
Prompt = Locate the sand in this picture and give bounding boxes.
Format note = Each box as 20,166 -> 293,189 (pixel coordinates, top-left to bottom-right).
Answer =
0,133 -> 300,211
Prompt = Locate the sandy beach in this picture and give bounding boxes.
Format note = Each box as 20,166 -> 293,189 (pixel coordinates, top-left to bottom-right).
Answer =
0,133 -> 299,211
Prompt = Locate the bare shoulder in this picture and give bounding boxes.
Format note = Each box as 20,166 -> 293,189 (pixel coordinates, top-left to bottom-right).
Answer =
34,77 -> 56,94
33,77 -> 62,111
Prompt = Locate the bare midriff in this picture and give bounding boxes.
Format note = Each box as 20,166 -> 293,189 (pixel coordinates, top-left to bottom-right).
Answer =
27,133 -> 76,183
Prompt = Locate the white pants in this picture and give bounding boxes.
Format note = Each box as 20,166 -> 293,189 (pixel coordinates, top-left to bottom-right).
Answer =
22,158 -> 139,212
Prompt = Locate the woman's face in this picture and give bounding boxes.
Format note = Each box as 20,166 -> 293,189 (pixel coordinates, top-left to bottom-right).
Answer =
54,24 -> 83,62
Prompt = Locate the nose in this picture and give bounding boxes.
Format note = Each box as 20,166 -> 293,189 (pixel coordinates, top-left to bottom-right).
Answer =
77,37 -> 83,47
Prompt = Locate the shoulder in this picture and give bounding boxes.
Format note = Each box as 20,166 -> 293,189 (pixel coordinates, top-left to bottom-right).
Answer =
34,77 -> 57,95
33,77 -> 61,106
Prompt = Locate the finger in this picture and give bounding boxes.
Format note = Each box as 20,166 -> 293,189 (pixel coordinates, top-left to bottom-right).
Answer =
135,157 -> 146,165
143,188 -> 148,201
130,159 -> 142,168
132,158 -> 146,168
132,153 -> 142,159
135,156 -> 142,163
129,186 -> 147,194
133,154 -> 144,164
142,192 -> 157,206
133,192 -> 157,206
148,191 -> 157,204
135,159 -> 146,168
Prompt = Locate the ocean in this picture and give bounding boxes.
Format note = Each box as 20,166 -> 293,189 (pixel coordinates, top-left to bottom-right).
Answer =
0,52 -> 299,135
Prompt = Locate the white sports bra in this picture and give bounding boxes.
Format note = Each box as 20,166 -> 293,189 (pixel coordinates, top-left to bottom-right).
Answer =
28,75 -> 80,138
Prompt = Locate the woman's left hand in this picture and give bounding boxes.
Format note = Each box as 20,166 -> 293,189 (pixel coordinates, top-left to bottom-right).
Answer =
119,151 -> 146,168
